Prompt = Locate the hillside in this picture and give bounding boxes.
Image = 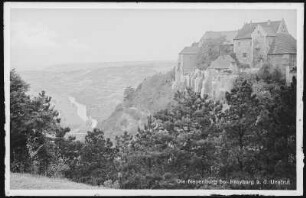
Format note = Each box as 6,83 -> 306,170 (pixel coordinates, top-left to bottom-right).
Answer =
18,61 -> 175,140
100,69 -> 176,140
10,173 -> 106,189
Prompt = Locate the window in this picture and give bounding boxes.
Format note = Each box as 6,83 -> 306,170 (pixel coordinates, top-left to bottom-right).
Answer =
243,53 -> 247,58
289,55 -> 296,66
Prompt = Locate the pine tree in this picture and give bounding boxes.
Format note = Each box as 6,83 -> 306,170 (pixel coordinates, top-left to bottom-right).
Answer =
221,76 -> 262,179
25,90 -> 66,175
76,128 -> 117,185
10,69 -> 74,176
255,77 -> 296,187
117,88 -> 223,189
10,69 -> 32,172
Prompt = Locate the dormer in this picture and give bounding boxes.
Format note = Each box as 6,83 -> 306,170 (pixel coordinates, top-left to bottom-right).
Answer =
277,18 -> 289,34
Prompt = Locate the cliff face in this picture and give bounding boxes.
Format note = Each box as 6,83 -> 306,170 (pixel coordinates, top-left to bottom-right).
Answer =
172,64 -> 237,101
101,62 -> 239,141
101,60 -> 261,141
100,70 -> 176,140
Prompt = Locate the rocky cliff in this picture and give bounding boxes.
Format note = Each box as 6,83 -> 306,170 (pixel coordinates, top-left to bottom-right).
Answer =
99,69 -> 176,140
172,64 -> 238,101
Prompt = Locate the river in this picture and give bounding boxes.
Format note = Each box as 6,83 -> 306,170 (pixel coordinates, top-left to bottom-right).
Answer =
68,96 -> 98,129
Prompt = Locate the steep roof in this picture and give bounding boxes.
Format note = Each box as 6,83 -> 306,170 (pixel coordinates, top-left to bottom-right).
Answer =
200,30 -> 237,45
209,55 -> 236,69
179,42 -> 200,54
268,33 -> 297,55
234,20 -> 281,40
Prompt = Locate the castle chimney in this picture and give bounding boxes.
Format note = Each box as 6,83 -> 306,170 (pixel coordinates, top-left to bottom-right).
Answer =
267,20 -> 271,25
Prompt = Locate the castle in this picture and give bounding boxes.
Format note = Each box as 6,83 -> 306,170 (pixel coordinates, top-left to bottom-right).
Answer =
172,19 -> 297,101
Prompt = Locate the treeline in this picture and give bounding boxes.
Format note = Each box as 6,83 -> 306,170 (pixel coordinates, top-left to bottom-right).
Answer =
10,68 -> 296,189
10,69 -> 118,187
114,69 -> 296,189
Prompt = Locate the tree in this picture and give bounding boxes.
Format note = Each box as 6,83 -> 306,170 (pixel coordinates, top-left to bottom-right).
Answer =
74,128 -> 117,186
10,69 -> 32,172
10,69 -> 74,176
116,88 -> 223,189
257,62 -> 284,83
221,76 -> 262,179
196,36 -> 227,70
219,74 -> 296,189
254,77 -> 296,188
58,136 -> 84,179
25,90 -> 69,175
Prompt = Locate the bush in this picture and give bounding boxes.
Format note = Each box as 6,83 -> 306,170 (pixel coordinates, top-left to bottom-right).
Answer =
257,62 -> 285,83
47,159 -> 70,178
103,180 -> 120,189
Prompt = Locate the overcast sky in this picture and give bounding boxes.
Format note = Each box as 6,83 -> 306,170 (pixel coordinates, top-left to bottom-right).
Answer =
10,8 -> 297,70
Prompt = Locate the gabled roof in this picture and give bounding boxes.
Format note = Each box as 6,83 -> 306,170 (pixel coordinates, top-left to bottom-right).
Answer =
200,30 -> 237,45
261,26 -> 277,36
268,33 -> 297,55
179,42 -> 200,54
208,55 -> 236,69
234,20 -> 281,40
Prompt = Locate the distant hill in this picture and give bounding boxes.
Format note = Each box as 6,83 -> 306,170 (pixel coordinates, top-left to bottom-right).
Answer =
100,69 -> 176,140
44,60 -> 176,72
18,61 -> 176,140
10,173 -> 106,189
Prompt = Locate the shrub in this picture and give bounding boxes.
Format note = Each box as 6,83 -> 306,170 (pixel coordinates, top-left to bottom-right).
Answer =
103,180 -> 120,189
47,159 -> 70,178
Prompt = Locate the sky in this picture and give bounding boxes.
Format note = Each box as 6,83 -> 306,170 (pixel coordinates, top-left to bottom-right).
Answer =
9,8 -> 297,70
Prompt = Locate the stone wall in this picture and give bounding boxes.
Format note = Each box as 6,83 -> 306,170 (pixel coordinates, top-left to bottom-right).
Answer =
267,54 -> 293,76
251,25 -> 268,67
265,36 -> 275,53
179,54 -> 198,74
234,39 -> 252,66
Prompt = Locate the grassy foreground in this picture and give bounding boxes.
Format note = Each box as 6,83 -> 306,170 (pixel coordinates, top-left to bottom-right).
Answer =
10,173 -> 106,189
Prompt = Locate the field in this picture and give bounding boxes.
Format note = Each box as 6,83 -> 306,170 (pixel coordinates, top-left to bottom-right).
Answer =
10,173 -> 106,189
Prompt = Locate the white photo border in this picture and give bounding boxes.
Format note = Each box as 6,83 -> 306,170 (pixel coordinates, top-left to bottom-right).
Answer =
4,2 -> 304,196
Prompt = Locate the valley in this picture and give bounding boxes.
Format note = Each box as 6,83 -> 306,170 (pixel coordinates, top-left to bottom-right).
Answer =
18,61 -> 175,140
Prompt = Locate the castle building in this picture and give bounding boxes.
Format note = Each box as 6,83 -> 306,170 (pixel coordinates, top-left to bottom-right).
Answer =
233,19 -> 290,68
198,30 -> 238,49
204,55 -> 238,100
178,42 -> 200,75
177,31 -> 238,76
173,19 -> 297,101
267,33 -> 297,79
208,55 -> 238,73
